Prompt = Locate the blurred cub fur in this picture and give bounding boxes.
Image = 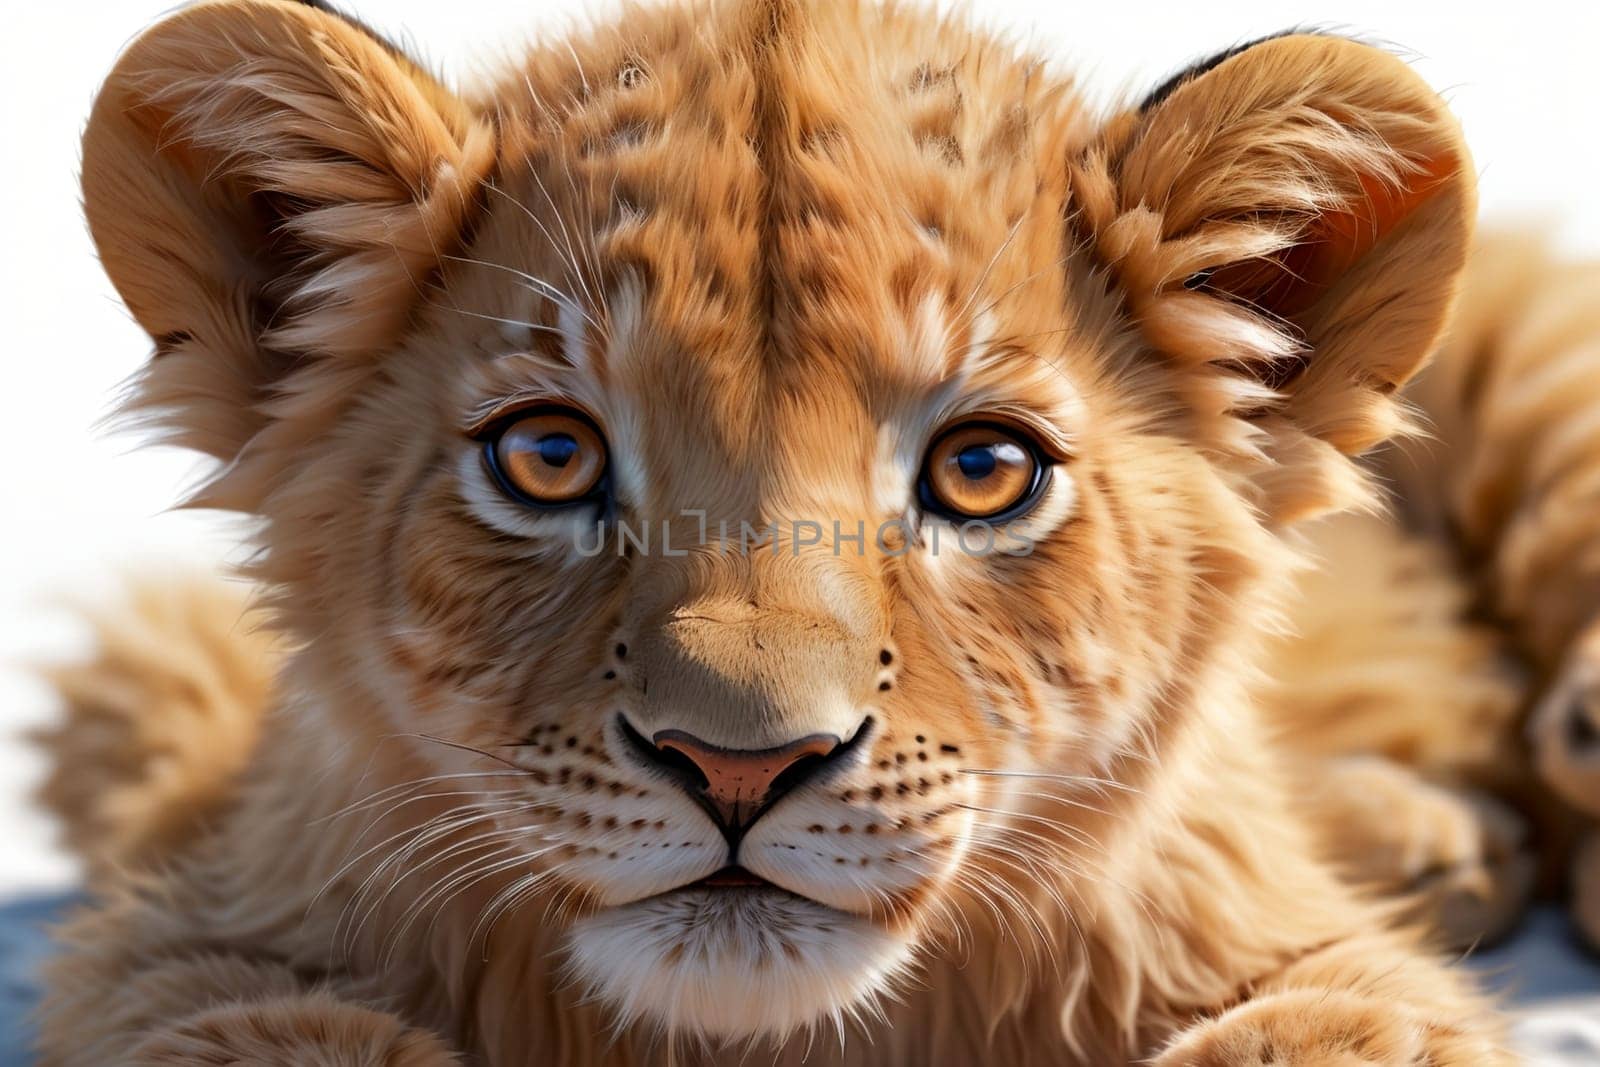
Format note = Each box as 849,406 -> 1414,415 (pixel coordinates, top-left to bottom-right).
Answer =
1262,233 -> 1600,952
34,0 -> 1519,1064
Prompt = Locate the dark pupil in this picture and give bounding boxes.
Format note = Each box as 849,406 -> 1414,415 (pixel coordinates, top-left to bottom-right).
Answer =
537,432 -> 579,468
956,444 -> 998,480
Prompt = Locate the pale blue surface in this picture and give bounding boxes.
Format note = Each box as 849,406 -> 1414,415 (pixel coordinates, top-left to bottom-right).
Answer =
0,896 -> 1594,1064
1470,907 -> 1600,1001
0,894 -> 72,1067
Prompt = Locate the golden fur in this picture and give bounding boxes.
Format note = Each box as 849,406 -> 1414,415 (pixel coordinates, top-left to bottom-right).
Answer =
30,576 -> 277,880
1258,507 -> 1534,945
1401,237 -> 1600,847
1261,234 -> 1600,951
35,1 -> 1513,1063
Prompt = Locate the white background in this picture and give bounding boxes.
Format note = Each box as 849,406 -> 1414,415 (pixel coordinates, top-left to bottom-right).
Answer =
0,0 -> 1597,894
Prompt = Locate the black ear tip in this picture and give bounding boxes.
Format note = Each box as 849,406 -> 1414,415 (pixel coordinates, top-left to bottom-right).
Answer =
1137,27 -> 1337,113
290,0 -> 412,63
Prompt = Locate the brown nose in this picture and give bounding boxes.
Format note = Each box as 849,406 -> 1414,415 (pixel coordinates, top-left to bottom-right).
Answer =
620,718 -> 853,836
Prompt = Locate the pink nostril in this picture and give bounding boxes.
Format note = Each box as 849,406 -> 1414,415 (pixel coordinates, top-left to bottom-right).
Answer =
649,729 -> 843,828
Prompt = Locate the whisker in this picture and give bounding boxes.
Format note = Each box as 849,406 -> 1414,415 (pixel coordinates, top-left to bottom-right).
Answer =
956,802 -> 1098,853
382,834 -> 559,967
441,253 -> 603,334
319,771 -> 528,824
404,732 -> 533,772
424,299 -> 573,341
958,768 -> 1141,795
312,795 -> 517,917
335,800 -> 516,950
951,213 -> 1028,336
484,178 -> 598,317
327,783 -> 525,828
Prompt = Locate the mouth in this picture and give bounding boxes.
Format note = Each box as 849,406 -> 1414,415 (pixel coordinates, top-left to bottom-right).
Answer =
689,864 -> 771,889
637,864 -> 822,909
565,867 -> 917,1040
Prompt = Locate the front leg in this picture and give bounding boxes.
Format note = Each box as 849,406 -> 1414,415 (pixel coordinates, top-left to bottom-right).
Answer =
1302,755 -> 1534,948
1117,735 -> 1514,1067
1154,991 -> 1495,1066
38,899 -> 461,1067
1152,938 -> 1511,1066
130,993 -> 459,1067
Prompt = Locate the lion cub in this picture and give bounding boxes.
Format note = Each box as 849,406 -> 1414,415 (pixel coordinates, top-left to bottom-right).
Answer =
37,0 -> 1509,1063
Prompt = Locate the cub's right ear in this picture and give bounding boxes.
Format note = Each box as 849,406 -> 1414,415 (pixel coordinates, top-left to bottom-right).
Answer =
83,0 -> 493,506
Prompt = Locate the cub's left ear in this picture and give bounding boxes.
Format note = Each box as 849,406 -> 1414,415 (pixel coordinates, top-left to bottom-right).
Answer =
1073,33 -> 1475,523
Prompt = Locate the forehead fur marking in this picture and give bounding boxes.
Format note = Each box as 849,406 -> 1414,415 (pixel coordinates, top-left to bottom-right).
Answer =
905,293 -> 952,382
598,277 -> 650,505
558,298 -> 590,375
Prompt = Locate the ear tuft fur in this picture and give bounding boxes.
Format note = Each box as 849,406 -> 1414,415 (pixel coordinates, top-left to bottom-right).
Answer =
81,0 -> 495,508
1073,33 -> 1475,523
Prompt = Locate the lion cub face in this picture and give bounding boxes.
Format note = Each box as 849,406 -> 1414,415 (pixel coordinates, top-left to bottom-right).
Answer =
367,25 -> 1115,1034
83,0 -> 1472,1044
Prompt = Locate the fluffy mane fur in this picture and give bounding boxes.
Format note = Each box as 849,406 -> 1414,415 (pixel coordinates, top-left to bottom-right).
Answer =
36,1 -> 1515,1063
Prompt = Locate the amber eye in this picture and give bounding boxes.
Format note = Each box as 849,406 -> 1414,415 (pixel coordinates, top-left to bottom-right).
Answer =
919,422 -> 1047,521
486,408 -> 609,507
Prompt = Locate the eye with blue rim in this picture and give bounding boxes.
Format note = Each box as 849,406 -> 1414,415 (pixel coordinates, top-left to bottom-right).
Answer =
482,406 -> 609,508
919,421 -> 1049,521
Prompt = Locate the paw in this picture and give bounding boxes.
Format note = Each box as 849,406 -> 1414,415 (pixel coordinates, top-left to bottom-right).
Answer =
1407,788 -> 1535,949
1529,626 -> 1600,818
1313,757 -> 1534,947
1152,990 -> 1501,1066
130,996 -> 459,1067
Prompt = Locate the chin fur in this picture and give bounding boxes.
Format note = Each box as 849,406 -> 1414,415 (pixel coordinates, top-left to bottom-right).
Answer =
563,888 -> 915,1042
